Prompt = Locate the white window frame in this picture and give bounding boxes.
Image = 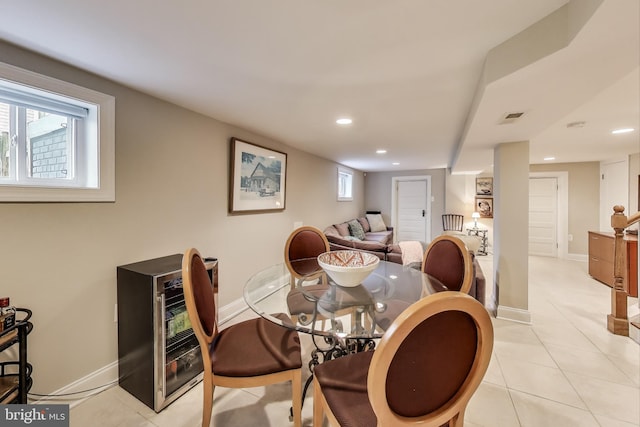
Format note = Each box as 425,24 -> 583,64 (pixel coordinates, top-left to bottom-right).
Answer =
0,62 -> 115,202
337,167 -> 353,201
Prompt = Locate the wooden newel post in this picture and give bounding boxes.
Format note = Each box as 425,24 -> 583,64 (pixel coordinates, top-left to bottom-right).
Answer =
607,205 -> 629,336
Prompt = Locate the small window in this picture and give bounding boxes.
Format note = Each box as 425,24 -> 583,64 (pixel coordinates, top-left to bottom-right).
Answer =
0,62 -> 115,202
337,168 -> 353,201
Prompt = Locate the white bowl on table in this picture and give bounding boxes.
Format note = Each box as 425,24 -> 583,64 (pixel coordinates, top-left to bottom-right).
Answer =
317,250 -> 380,287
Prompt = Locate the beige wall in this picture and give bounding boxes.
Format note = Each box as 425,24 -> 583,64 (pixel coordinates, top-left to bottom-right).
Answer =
446,172 -> 494,250
0,41 -> 363,394
629,153 -> 639,221
530,161 -> 600,254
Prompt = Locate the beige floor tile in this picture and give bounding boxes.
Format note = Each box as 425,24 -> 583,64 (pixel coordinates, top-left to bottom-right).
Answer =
565,371 -> 640,425
532,322 -> 601,352
70,388 -> 156,427
545,343 -> 635,386
493,340 -> 557,368
608,353 -> 640,386
509,389 -> 599,427
492,319 -> 542,346
110,386 -> 158,419
594,413 -> 640,427
483,353 -> 506,387
497,357 -> 586,409
465,382 -> 520,427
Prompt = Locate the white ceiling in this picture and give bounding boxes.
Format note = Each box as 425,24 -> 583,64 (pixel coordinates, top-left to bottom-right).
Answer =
0,0 -> 637,173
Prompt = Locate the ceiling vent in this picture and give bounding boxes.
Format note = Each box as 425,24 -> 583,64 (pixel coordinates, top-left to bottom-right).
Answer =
499,112 -> 525,125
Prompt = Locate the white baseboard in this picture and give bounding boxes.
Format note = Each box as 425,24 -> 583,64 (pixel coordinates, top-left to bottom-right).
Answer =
497,305 -> 532,325
567,253 -> 588,262
31,361 -> 118,407
218,297 -> 250,325
35,299 -> 252,407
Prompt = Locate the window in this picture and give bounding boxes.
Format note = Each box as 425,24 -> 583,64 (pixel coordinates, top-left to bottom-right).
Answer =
337,167 -> 353,201
0,62 -> 115,202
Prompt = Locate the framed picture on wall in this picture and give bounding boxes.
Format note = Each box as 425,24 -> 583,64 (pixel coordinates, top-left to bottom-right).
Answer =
476,177 -> 493,195
475,197 -> 493,218
229,137 -> 287,214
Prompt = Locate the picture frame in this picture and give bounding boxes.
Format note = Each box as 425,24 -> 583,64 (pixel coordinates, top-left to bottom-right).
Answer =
475,197 -> 493,218
476,177 -> 493,195
229,137 -> 287,214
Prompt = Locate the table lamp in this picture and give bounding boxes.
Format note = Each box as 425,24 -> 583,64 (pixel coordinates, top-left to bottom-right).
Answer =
472,212 -> 480,229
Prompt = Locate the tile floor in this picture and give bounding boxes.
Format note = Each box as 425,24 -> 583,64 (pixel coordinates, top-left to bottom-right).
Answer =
70,256 -> 640,426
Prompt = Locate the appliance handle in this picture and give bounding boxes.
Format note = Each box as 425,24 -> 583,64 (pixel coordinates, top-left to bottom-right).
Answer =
159,292 -> 167,405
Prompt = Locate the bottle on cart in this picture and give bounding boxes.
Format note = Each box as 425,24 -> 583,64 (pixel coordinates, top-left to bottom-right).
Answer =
0,297 -> 16,332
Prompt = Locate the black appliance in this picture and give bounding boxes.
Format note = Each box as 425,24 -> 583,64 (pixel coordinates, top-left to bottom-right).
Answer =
117,254 -> 217,412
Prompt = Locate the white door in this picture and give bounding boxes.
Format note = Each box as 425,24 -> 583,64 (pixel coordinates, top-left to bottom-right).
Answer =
529,177 -> 558,257
396,179 -> 429,242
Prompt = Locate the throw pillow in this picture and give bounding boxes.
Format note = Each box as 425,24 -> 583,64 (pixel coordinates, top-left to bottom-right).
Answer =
367,214 -> 387,232
357,217 -> 371,233
334,222 -> 350,237
348,219 -> 366,240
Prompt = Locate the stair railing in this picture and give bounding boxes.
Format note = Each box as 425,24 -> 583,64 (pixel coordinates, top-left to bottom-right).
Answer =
608,205 -> 640,336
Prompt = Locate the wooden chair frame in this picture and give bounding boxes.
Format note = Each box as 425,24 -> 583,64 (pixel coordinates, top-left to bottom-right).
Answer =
313,292 -> 493,427
183,248 -> 302,427
422,235 -> 474,294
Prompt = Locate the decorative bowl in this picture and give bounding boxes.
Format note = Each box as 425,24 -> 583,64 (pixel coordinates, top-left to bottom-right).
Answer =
317,250 -> 380,287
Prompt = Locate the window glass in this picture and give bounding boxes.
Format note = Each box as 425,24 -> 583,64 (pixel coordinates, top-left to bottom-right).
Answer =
0,61 -> 115,202
338,168 -> 353,201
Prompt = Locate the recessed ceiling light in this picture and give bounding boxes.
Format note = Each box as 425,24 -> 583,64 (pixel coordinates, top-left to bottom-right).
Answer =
543,157 -> 555,161
376,149 -> 387,154
336,118 -> 352,125
611,128 -> 634,134
392,162 -> 400,166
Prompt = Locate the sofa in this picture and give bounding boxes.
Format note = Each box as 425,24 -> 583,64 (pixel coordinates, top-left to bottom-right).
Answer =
323,215 -> 394,261
323,215 -> 486,305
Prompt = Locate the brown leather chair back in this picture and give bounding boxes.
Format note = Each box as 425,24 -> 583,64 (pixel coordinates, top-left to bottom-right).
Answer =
182,248 -> 217,343
386,310 -> 477,416
368,291 -> 493,426
422,235 -> 473,294
284,226 -> 330,287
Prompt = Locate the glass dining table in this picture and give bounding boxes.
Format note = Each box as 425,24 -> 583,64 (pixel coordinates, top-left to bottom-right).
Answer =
244,259 -> 446,357
244,259 -> 446,411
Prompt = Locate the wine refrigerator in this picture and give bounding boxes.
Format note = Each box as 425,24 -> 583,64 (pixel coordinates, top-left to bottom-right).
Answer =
117,254 -> 218,412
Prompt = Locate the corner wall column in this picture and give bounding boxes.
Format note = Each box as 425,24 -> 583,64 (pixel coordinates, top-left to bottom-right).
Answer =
494,141 -> 531,323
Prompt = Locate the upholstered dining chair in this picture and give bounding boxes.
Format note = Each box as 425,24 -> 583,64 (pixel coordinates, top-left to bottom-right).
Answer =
313,291 -> 494,427
422,235 -> 474,294
284,225 -> 330,289
182,248 -> 302,427
284,226 -> 336,326
442,214 -> 464,232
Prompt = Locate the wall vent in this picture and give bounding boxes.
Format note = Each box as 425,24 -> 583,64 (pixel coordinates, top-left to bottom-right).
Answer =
499,112 -> 525,124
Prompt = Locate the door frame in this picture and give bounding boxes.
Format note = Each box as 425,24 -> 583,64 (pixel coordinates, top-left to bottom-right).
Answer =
391,175 -> 432,243
529,172 -> 568,259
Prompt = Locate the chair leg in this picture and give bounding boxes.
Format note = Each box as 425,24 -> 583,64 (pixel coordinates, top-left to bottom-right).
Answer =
291,369 -> 302,427
202,375 -> 214,427
312,377 -> 324,427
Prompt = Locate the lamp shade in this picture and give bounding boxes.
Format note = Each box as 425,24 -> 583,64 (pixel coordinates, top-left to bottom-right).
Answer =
472,212 -> 480,219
